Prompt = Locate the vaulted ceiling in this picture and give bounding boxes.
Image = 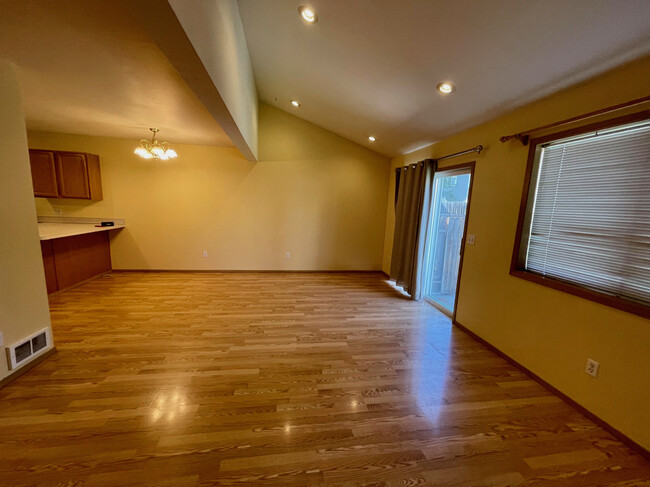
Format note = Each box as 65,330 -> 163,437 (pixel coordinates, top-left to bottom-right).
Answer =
0,0 -> 233,147
2,1 -> 649,159
237,0 -> 650,156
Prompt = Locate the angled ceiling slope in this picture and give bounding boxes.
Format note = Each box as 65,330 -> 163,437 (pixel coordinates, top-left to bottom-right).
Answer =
0,0 -> 233,147
127,0 -> 259,161
238,0 -> 650,157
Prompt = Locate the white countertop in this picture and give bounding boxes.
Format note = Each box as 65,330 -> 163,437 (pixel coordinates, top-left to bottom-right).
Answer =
38,222 -> 125,241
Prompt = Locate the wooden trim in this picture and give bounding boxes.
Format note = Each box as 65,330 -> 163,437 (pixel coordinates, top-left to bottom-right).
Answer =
436,161 -> 476,172
424,296 -> 452,318
500,95 -> 650,143
435,161 -> 476,321
110,269 -> 386,274
521,109 -> 650,147
47,273 -> 108,297
0,348 -> 57,389
452,320 -> 650,461
511,271 -> 650,319
510,110 -> 650,319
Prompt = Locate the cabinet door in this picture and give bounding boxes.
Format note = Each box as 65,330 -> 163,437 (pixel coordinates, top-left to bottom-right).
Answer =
29,150 -> 59,197
55,152 -> 90,198
86,153 -> 103,200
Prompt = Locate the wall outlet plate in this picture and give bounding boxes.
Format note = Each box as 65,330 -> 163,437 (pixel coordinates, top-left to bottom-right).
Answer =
202,251 -> 208,258
466,234 -> 476,245
585,358 -> 599,378
285,252 -> 291,259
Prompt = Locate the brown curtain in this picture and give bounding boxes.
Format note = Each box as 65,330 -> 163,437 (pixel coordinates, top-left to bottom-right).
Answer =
390,159 -> 436,299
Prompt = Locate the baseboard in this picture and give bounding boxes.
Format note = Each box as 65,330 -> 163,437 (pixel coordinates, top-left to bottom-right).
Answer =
0,347 -> 57,389
452,320 -> 649,461
48,272 -> 108,297
111,269 -> 385,273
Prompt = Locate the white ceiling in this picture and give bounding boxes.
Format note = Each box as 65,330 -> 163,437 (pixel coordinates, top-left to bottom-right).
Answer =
237,0 -> 650,157
0,0 -> 233,147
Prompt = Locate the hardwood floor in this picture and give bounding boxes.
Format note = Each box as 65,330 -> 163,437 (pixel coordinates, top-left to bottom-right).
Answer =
0,272 -> 648,486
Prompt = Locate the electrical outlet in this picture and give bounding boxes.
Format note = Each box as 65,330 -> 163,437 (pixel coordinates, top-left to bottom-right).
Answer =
202,251 -> 208,258
53,208 -> 62,215
285,252 -> 291,259
585,358 -> 599,378
466,234 -> 476,245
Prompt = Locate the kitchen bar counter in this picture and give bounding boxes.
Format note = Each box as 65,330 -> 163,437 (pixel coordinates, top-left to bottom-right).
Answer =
37,216 -> 125,240
38,222 -> 125,240
36,217 -> 125,293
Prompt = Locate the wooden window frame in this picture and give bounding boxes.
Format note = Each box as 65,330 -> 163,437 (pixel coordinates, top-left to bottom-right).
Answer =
510,110 -> 650,320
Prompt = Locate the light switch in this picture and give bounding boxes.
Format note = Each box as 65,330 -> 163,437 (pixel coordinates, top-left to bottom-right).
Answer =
466,234 -> 476,245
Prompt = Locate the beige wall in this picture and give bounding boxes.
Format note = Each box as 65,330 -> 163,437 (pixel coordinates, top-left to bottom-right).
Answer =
383,57 -> 650,449
31,103 -> 390,271
0,61 -> 53,381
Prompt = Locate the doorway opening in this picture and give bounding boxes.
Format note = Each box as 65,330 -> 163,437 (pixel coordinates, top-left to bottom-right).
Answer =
421,163 -> 474,318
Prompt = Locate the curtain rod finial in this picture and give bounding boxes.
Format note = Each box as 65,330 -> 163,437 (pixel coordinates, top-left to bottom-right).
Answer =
499,134 -> 528,145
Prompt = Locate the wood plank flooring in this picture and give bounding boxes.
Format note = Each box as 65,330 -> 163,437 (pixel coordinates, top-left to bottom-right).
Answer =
0,272 -> 648,486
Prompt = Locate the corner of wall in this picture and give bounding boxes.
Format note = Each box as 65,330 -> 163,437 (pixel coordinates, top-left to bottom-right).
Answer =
0,61 -> 54,382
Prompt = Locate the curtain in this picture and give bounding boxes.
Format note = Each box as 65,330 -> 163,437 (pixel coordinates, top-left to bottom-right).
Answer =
390,159 -> 436,300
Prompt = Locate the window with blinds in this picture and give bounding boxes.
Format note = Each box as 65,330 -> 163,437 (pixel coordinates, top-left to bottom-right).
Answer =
515,116 -> 650,309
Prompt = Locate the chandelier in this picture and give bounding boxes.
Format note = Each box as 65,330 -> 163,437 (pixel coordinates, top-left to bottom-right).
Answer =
134,128 -> 178,160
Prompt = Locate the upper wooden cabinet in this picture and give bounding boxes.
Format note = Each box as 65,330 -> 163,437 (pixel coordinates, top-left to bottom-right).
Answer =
85,153 -> 103,200
29,149 -> 103,200
29,150 -> 59,197
56,152 -> 90,198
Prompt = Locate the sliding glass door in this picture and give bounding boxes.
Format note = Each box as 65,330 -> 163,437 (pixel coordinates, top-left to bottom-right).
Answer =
421,167 -> 472,315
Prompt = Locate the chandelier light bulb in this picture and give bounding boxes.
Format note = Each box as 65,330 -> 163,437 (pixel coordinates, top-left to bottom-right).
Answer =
135,128 -> 178,160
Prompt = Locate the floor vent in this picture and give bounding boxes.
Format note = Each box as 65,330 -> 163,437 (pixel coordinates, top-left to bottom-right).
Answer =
5,328 -> 52,370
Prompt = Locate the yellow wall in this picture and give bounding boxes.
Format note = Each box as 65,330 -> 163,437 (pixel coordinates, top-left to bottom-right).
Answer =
383,56 -> 650,449
30,103 -> 390,271
0,61 -> 53,382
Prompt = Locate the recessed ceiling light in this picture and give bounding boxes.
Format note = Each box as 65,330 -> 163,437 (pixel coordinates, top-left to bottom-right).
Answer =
298,6 -> 318,23
437,82 -> 456,94
291,100 -> 301,107
368,136 -> 376,142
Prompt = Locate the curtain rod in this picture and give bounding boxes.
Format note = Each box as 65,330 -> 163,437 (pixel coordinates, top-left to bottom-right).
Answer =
499,95 -> 650,146
395,145 -> 483,171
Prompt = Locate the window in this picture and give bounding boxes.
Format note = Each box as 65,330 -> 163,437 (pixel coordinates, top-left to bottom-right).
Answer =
511,111 -> 650,318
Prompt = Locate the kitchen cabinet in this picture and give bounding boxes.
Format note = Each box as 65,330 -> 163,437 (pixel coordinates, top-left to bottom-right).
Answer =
29,150 -> 59,197
29,149 -> 103,200
40,232 -> 112,294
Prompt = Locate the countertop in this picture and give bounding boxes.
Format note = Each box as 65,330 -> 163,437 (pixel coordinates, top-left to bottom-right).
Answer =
38,223 -> 125,241
37,216 -> 126,241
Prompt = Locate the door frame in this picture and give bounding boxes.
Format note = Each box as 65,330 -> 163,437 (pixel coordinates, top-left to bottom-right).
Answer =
425,161 -> 476,323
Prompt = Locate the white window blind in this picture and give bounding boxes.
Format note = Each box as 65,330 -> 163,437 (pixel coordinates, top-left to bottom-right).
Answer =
525,120 -> 650,305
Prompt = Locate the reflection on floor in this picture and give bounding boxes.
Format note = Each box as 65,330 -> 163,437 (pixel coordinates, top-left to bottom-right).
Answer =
428,292 -> 455,313
0,272 -> 647,486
